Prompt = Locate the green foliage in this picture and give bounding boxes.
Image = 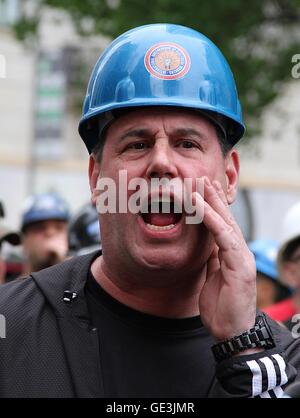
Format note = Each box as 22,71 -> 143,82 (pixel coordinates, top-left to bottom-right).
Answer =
12,16 -> 38,41
13,0 -> 300,136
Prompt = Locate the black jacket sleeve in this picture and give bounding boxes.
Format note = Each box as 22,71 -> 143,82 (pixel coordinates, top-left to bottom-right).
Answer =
208,313 -> 300,398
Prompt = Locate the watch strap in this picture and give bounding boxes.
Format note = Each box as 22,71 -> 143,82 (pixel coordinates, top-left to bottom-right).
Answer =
212,315 -> 275,362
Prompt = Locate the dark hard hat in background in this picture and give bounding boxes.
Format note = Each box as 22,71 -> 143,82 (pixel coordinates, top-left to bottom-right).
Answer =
68,202 -> 101,255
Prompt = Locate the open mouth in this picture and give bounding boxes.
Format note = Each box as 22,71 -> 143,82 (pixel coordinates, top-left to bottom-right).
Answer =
139,196 -> 183,231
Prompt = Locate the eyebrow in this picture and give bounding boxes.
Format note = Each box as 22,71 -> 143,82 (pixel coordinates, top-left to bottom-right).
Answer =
120,129 -> 152,141
171,128 -> 209,141
120,128 -> 209,142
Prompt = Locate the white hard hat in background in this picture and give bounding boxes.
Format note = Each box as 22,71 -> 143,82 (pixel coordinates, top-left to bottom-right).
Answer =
280,201 -> 300,245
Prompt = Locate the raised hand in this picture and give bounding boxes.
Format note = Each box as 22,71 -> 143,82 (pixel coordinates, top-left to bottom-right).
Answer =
195,177 -> 257,341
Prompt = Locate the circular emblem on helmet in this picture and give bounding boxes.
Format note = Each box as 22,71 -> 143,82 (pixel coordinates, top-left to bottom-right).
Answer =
145,43 -> 190,80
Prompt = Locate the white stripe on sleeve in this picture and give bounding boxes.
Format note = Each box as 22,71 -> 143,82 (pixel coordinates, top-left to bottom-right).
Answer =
272,354 -> 288,386
247,354 -> 289,398
246,360 -> 262,397
273,386 -> 285,398
259,357 -> 277,391
260,391 -> 272,398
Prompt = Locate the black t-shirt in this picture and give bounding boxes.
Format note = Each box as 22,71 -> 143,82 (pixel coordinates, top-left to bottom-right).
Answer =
85,270 -> 216,397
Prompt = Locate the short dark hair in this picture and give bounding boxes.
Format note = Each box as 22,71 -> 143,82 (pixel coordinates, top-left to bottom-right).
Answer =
283,237 -> 300,262
215,125 -> 232,157
92,134 -> 106,163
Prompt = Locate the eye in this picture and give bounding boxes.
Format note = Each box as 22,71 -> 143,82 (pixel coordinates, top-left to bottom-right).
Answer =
177,140 -> 197,149
127,142 -> 148,150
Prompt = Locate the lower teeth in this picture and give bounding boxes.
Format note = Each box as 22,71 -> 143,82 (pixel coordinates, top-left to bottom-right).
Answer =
146,223 -> 175,231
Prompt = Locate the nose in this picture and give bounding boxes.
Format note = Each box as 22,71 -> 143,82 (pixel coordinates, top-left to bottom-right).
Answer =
146,140 -> 178,179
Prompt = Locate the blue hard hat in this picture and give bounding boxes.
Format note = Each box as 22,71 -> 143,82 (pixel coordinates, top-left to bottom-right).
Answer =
21,193 -> 70,231
248,239 -> 279,281
79,23 -> 245,153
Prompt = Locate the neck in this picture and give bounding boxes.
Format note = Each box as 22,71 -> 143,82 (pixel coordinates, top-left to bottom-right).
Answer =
91,255 -> 205,318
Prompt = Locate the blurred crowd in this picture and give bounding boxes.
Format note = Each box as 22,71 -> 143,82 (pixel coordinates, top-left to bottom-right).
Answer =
0,193 -> 101,283
248,201 -> 300,330
1,193 -> 300,331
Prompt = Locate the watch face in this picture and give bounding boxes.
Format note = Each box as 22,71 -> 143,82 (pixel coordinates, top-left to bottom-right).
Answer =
257,314 -> 269,329
256,315 -> 275,346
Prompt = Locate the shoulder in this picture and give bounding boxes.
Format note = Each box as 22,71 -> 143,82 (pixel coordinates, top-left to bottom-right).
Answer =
0,251 -> 100,322
0,276 -> 38,313
0,277 -> 44,342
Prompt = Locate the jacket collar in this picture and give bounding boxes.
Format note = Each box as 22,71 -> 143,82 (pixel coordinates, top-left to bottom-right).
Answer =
31,251 -> 105,397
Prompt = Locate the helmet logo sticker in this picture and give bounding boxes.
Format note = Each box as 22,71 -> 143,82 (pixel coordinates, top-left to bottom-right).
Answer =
144,43 -> 190,80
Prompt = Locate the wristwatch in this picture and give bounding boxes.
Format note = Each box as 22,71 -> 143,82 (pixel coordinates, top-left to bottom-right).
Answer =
211,315 -> 276,362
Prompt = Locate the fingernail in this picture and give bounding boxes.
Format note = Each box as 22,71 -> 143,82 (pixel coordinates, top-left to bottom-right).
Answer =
191,191 -> 197,205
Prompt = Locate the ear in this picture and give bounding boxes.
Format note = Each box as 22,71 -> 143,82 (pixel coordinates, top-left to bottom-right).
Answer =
224,149 -> 240,205
89,154 -> 101,207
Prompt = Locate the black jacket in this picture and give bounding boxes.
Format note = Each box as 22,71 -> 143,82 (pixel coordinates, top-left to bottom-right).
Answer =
0,251 -> 299,398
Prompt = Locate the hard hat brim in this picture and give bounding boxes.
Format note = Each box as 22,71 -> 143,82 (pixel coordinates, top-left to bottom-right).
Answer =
79,102 -> 245,154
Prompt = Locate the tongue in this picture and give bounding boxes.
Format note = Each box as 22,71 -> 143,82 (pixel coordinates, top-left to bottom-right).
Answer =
143,213 -> 177,226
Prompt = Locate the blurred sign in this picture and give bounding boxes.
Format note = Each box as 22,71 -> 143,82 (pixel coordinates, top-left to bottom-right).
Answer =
34,50 -> 66,159
0,0 -> 20,26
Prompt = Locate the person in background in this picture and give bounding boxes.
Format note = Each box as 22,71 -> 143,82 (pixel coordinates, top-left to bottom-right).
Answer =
20,193 -> 70,275
0,201 -> 21,284
68,202 -> 101,256
264,202 -> 300,330
249,239 -> 291,309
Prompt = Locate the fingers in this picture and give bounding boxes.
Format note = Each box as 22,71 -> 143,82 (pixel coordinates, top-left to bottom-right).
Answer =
202,177 -> 243,240
193,179 -> 250,272
198,195 -> 252,275
203,177 -> 228,219
194,192 -> 237,251
211,179 -> 228,207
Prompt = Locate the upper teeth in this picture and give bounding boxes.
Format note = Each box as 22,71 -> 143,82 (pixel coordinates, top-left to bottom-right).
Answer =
146,223 -> 175,231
